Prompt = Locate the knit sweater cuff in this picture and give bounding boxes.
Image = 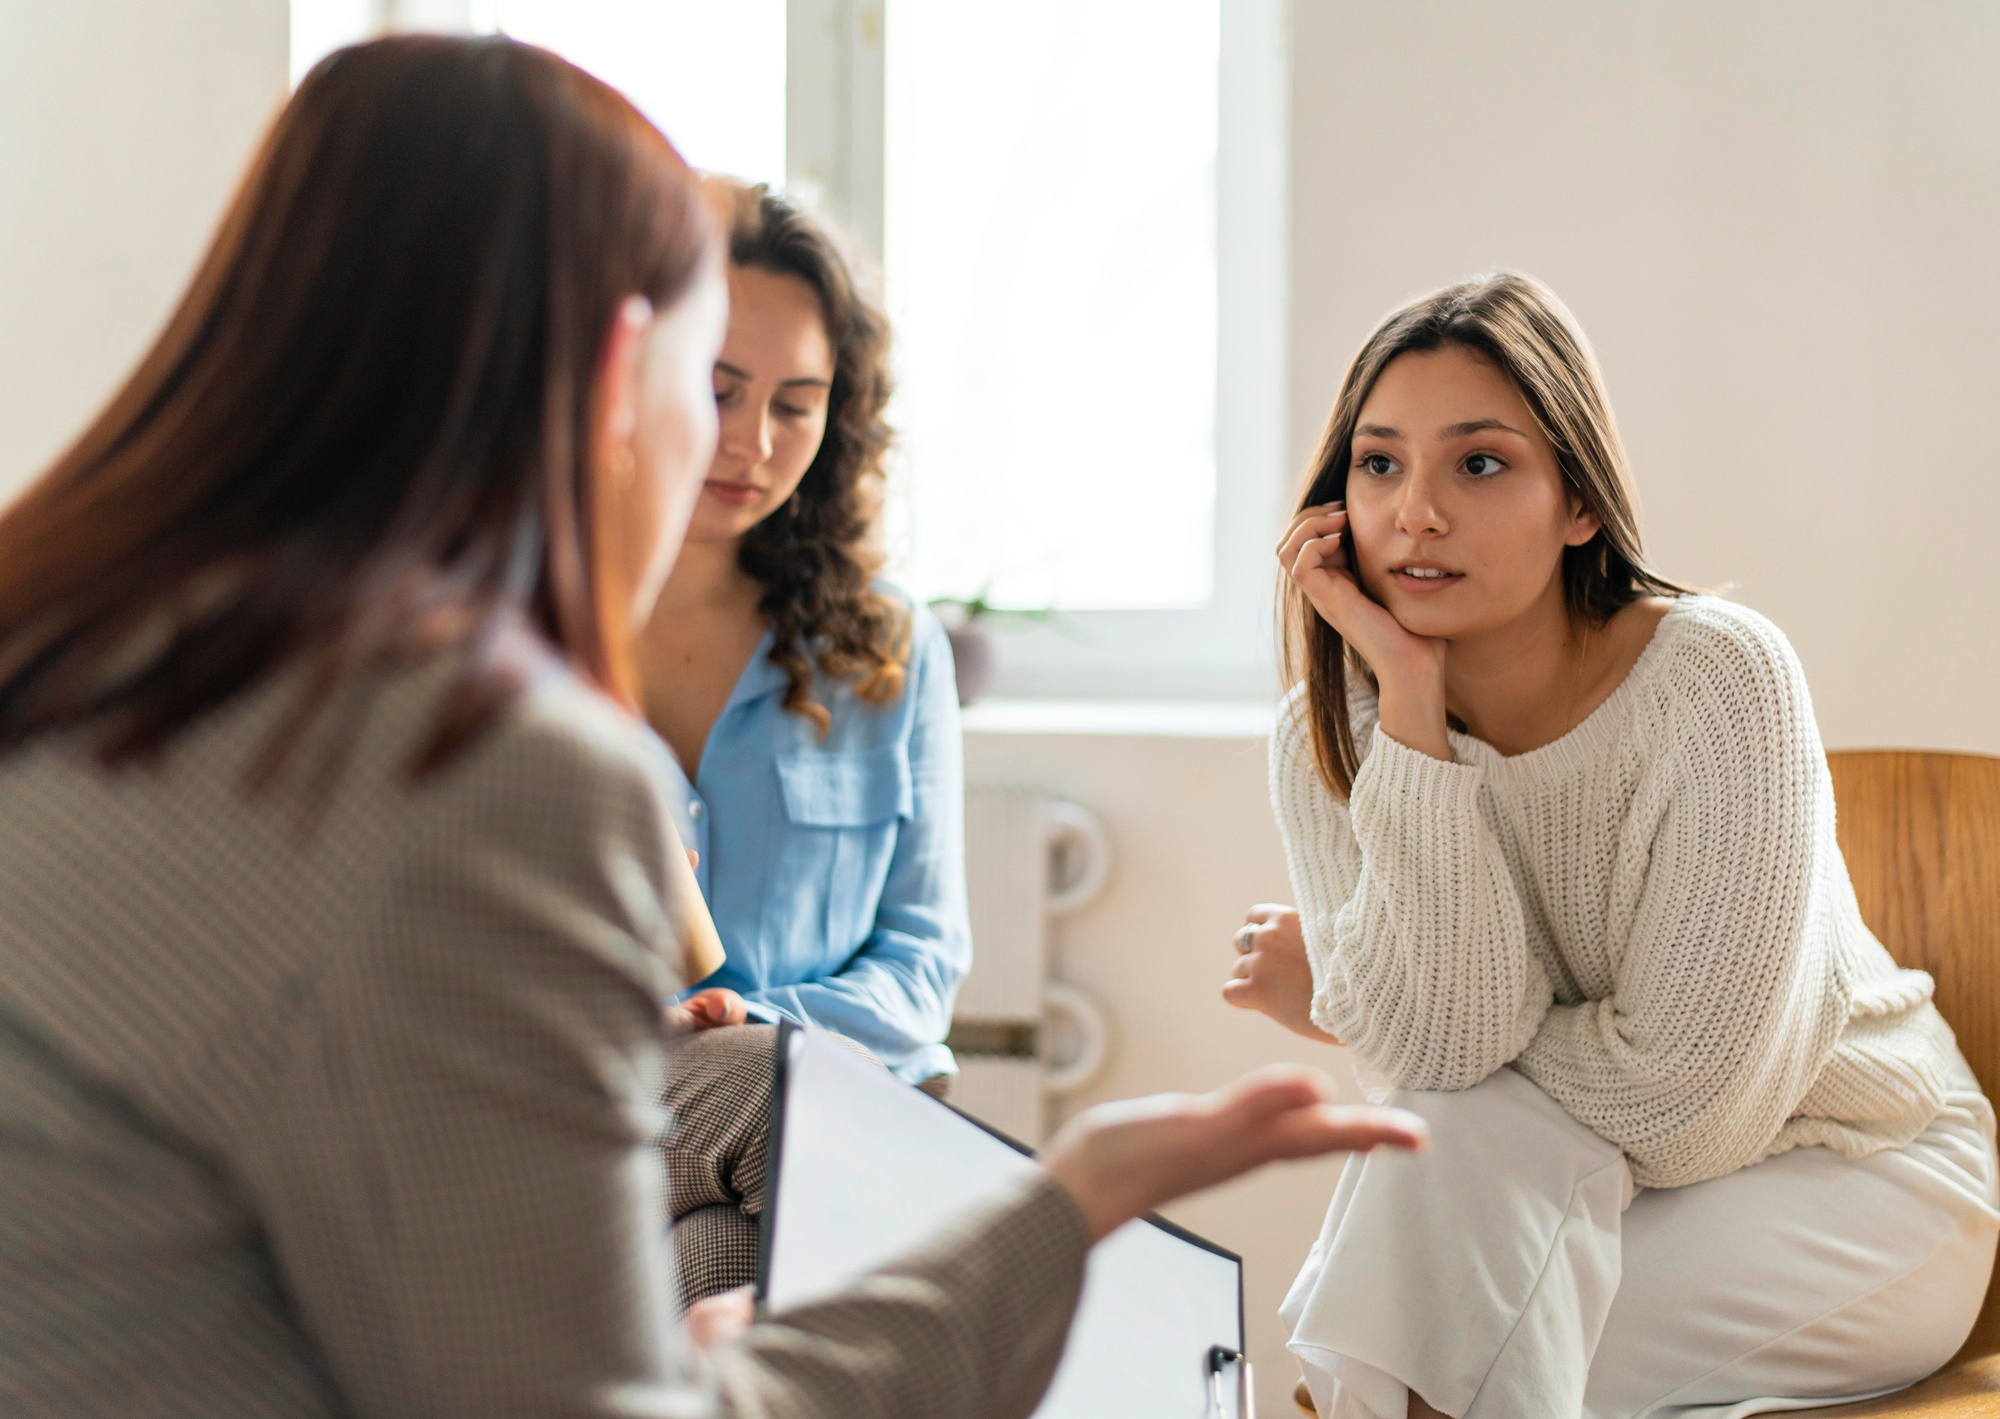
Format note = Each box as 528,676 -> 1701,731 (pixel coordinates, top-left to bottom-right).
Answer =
1352,725 -> 1484,823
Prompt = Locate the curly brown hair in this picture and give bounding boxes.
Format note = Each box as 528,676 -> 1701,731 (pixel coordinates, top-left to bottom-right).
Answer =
714,180 -> 908,734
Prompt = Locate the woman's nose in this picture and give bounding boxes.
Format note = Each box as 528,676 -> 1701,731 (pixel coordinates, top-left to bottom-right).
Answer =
718,403 -> 773,466
1394,466 -> 1449,537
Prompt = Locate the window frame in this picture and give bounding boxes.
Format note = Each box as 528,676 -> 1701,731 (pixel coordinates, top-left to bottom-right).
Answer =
790,0 -> 1291,702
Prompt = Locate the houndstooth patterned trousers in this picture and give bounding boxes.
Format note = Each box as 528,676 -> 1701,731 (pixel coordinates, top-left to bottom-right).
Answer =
663,1025 -> 782,1306
663,1025 -> 948,1305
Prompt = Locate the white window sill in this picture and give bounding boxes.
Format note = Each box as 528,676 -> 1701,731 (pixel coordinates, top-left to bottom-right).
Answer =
958,698 -> 1274,740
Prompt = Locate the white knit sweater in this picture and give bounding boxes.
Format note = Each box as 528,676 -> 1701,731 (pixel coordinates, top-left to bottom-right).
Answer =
1272,596 -> 1959,1189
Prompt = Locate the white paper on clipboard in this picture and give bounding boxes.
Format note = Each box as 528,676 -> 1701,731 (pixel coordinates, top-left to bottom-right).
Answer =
759,1025 -> 1251,1418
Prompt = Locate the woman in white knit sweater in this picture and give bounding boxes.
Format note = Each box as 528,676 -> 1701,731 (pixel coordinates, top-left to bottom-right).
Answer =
1225,272 -> 1998,1419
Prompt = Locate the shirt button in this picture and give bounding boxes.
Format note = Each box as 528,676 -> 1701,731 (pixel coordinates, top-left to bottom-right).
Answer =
688,801 -> 705,820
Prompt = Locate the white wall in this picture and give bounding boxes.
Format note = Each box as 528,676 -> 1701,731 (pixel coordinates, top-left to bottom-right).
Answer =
0,0 -> 288,499
1291,0 -> 2000,757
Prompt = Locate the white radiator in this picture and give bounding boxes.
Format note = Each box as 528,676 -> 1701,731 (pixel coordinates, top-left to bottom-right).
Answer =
950,787 -> 1112,1145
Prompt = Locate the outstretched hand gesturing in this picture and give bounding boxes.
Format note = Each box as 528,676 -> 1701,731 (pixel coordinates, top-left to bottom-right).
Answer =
1042,1066 -> 1425,1241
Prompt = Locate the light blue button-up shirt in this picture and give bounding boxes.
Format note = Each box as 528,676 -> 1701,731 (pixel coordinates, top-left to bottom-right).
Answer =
664,596 -> 969,1081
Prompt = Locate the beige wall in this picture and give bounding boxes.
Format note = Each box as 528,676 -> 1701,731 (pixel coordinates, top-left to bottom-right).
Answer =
0,0 -> 287,498
964,720 -> 1341,1416
1291,0 -> 2000,756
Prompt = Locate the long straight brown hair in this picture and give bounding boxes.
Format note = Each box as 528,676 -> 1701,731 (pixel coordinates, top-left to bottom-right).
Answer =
0,35 -> 713,778
1284,273 -> 1686,798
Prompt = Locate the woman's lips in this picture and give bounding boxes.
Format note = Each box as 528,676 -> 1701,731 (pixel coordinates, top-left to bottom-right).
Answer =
703,481 -> 763,508
1389,567 -> 1465,591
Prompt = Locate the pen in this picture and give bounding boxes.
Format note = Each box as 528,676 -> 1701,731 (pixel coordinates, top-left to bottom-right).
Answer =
1208,1346 -> 1242,1418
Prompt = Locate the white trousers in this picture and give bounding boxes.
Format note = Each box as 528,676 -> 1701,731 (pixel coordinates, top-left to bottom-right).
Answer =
1282,1060 -> 2000,1419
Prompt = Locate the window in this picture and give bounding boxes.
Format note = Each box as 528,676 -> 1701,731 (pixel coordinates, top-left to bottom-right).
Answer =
884,1 -> 1219,612
289,0 -> 1287,699
883,0 -> 1290,699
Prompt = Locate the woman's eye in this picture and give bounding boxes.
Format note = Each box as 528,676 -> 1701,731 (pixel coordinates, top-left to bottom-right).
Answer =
1463,452 -> 1506,477
774,402 -> 815,420
712,385 -> 740,409
1357,452 -> 1398,476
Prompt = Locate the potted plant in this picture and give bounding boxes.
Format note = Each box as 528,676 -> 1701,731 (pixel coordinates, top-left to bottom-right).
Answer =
926,590 -> 1066,707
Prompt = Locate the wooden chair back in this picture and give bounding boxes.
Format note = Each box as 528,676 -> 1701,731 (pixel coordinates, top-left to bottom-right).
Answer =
1826,750 -> 2000,1358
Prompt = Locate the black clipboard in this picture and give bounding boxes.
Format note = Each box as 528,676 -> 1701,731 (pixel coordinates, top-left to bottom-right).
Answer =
756,1022 -> 1253,1417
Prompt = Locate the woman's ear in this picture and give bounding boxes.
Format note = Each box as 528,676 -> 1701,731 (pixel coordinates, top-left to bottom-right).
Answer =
592,295 -> 654,473
1563,492 -> 1603,548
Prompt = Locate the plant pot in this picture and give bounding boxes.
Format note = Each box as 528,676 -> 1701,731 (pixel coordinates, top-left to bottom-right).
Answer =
946,622 -> 993,707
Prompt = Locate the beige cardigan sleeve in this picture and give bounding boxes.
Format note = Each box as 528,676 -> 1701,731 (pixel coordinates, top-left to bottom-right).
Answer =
227,697 -> 1089,1419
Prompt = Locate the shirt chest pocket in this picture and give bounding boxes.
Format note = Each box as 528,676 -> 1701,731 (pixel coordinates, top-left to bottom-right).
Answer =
775,745 -> 912,828
772,744 -> 911,953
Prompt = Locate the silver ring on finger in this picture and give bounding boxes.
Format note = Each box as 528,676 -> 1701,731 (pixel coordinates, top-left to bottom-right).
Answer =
1234,923 -> 1259,954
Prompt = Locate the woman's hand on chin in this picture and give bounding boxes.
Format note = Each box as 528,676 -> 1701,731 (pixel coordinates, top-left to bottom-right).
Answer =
1279,503 -> 1452,760
1222,904 -> 1342,1045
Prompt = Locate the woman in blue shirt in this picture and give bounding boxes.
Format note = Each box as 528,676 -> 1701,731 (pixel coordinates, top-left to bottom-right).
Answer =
636,181 -> 969,1090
